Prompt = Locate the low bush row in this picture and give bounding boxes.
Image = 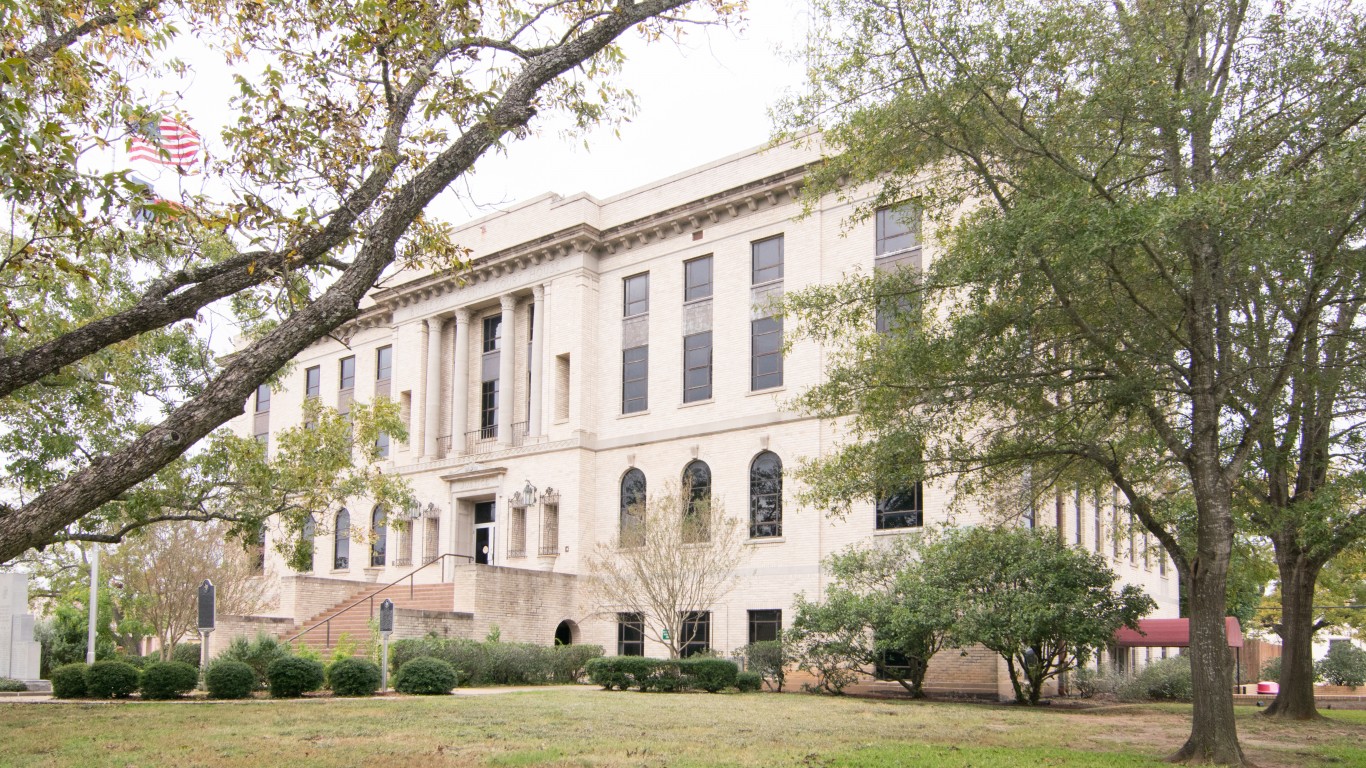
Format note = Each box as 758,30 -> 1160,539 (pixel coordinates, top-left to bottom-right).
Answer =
50,655 -> 386,700
584,657 -> 744,693
389,637 -> 602,686
51,661 -> 199,700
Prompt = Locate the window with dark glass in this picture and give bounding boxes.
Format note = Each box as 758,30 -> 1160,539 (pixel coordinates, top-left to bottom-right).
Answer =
299,514 -> 316,572
622,346 -> 648,414
375,431 -> 389,458
623,273 -> 649,317
876,203 -> 920,256
370,506 -> 386,567
751,316 -> 783,390
682,460 -> 711,543
334,509 -> 350,569
680,611 -> 710,658
480,380 -> 498,437
376,346 -> 392,381
339,356 -> 356,390
305,366 -> 320,398
619,468 -> 646,542
482,315 -> 502,353
617,612 -> 644,656
752,236 -> 784,283
749,451 -> 782,538
254,384 -> 270,412
875,483 -> 923,529
748,609 -> 782,644
684,256 -> 713,301
683,332 -> 712,403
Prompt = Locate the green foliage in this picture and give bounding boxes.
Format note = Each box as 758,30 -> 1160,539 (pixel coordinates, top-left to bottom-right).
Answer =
1260,657 -> 1282,683
1316,644 -> 1366,687
326,658 -> 382,697
787,597 -> 873,696
139,661 -> 199,700
582,657 -> 740,693
329,632 -> 359,665
37,592 -> 117,675
85,660 -> 139,699
389,636 -> 602,686
1118,657 -> 1194,703
172,643 -> 201,668
735,671 -> 762,692
205,660 -> 256,700
266,656 -> 325,698
0,677 -> 28,692
740,641 -> 789,692
49,663 -> 88,699
393,657 -> 458,695
220,632 -> 291,689
116,654 -> 148,670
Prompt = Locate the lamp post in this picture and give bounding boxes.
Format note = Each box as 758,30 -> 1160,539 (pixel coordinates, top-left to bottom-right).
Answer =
85,544 -> 99,664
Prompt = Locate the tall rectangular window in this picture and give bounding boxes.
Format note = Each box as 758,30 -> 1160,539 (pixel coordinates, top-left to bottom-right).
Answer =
752,236 -> 784,283
876,202 -> 921,255
482,315 -> 502,353
680,611 -> 710,658
253,383 -> 270,446
1094,490 -> 1103,554
339,356 -> 356,390
480,380 -> 498,437
376,346 -> 392,381
622,346 -> 648,413
304,366 -> 320,398
751,316 -> 783,390
617,613 -> 644,656
683,332 -> 712,403
254,384 -> 270,413
684,256 -> 713,301
624,273 -> 650,317
748,609 -> 782,644
876,483 -> 923,529
480,315 -> 501,437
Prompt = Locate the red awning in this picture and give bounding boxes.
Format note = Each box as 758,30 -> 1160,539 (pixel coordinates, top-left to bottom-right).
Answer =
1114,617 -> 1243,649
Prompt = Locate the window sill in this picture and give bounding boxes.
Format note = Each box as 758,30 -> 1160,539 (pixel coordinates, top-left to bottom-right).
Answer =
618,409 -> 650,419
745,536 -> 785,545
679,398 -> 713,409
873,527 -> 923,536
747,386 -> 785,397
330,568 -> 350,574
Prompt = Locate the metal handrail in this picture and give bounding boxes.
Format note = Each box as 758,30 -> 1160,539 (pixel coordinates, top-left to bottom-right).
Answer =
287,552 -> 473,647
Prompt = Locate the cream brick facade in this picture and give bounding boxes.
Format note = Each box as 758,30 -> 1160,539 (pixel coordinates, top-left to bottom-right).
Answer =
234,140 -> 1179,695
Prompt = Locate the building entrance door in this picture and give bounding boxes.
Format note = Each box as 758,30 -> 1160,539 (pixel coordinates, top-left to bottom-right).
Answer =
474,501 -> 495,565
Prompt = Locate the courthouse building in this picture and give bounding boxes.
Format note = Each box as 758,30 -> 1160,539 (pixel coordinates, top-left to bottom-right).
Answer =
231,139 -> 1179,697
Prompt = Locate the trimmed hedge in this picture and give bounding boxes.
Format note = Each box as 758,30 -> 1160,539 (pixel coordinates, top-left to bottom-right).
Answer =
389,637 -> 603,686
219,633 -> 291,689
86,660 -> 140,699
394,657 -> 458,695
51,663 -> 88,699
1118,657 -> 1193,702
205,660 -> 256,699
0,677 -> 28,692
327,658 -> 382,697
266,656 -> 325,698
140,661 -> 200,700
584,657 -> 741,693
173,643 -> 202,668
736,671 -> 763,692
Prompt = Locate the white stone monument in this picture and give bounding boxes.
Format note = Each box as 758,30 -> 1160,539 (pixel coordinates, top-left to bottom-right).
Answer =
0,573 -> 42,682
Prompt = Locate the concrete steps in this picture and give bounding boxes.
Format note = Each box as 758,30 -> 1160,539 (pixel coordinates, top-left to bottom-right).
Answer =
280,582 -> 456,655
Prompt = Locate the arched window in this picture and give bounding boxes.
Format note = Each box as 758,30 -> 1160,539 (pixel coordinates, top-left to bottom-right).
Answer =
370,506 -> 387,567
334,509 -> 350,569
749,451 -> 782,538
682,460 -> 711,542
620,468 -> 647,541
299,514 -> 317,572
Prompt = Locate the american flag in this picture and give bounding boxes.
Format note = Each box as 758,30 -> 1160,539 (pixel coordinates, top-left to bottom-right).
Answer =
128,116 -> 202,170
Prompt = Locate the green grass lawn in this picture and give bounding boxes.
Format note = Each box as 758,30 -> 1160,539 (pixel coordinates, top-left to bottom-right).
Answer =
4,688 -> 1364,768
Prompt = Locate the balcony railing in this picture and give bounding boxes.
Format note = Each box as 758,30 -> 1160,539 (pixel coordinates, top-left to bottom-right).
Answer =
463,421 -> 529,455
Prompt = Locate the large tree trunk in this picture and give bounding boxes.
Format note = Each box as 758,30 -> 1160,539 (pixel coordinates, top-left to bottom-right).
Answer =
1171,556 -> 1246,764
1263,552 -> 1323,720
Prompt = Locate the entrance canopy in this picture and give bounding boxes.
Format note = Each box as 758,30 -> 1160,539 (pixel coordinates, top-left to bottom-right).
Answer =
1114,617 -> 1243,648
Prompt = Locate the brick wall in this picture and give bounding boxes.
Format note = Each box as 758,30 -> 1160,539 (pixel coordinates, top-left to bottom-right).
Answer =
452,564 -> 581,645
392,607 -> 474,641
207,615 -> 295,659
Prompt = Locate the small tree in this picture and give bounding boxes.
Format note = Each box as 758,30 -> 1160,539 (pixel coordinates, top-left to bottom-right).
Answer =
587,484 -> 744,659
925,526 -> 1154,705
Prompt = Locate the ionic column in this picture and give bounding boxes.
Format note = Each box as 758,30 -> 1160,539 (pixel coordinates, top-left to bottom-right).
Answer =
450,309 -> 471,455
528,285 -> 546,438
424,316 -> 444,457
497,294 -> 517,445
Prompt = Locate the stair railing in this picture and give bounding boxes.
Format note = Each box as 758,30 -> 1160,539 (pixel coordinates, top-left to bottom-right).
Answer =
287,552 -> 473,647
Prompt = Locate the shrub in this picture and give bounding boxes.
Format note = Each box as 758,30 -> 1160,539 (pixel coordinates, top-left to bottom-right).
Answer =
736,671 -> 763,692
116,654 -> 149,670
220,632 -> 291,689
1260,656 -> 1282,683
683,658 -> 738,693
741,641 -> 788,692
0,677 -> 28,692
1316,643 -> 1366,687
328,658 -> 382,697
140,661 -> 200,700
585,656 -> 654,690
50,663 -> 89,699
1118,657 -> 1193,702
390,636 -> 603,686
205,660 -> 256,699
86,660 -> 140,699
550,644 -> 604,683
172,643 -> 202,668
266,656 -> 325,698
394,657 -> 458,695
